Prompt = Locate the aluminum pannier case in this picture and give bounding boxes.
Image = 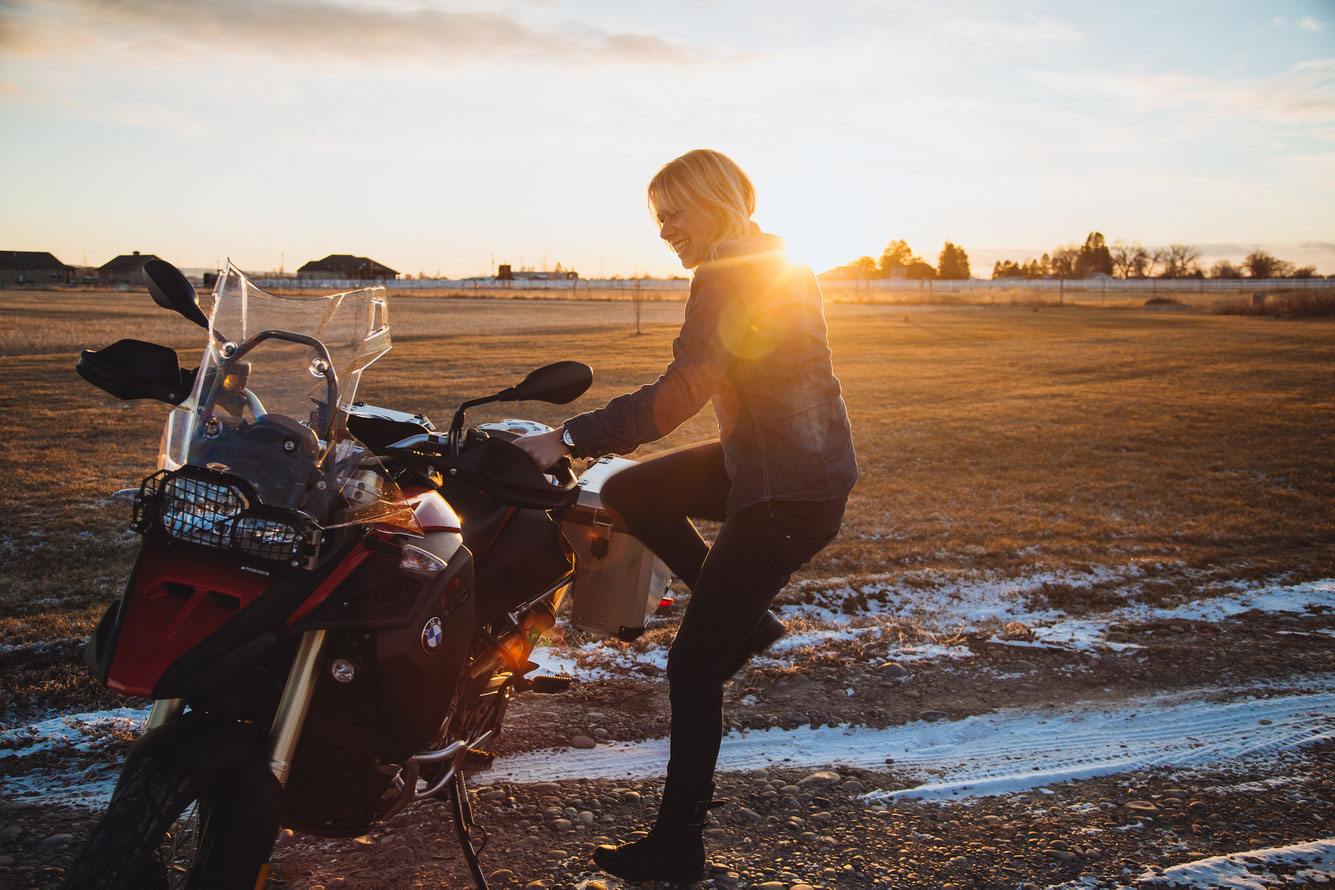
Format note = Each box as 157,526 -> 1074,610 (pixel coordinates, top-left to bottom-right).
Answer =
560,457 -> 672,641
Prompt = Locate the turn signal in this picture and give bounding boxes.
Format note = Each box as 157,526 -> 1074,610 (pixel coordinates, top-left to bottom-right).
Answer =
400,544 -> 448,575
497,632 -> 532,671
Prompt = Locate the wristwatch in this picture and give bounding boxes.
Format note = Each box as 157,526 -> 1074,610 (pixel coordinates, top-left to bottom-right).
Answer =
560,426 -> 576,454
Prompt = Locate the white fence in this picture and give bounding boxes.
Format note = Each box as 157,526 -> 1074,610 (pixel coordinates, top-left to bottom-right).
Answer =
252,277 -> 689,293
250,275 -> 1332,300
824,276 -> 1334,294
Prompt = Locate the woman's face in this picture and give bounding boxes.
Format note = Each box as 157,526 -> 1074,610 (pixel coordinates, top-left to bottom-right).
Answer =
656,201 -> 720,270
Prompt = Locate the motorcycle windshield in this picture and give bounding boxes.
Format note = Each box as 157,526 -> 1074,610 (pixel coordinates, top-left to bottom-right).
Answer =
159,262 -> 393,521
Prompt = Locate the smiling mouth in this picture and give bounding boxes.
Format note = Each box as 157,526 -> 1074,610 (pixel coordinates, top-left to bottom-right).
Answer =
670,238 -> 692,255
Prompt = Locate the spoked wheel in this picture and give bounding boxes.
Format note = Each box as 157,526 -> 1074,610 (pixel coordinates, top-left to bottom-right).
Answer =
159,799 -> 206,887
63,718 -> 283,890
63,759 -> 216,889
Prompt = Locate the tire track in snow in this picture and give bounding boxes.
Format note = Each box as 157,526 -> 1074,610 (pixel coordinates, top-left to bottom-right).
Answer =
482,685 -> 1335,801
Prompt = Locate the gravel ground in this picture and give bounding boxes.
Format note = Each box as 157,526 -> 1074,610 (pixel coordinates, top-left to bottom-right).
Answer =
3,586 -> 1334,888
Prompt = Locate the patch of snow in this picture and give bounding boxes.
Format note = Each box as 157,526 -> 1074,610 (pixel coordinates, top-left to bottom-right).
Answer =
0,707 -> 149,759
774,575 -> 1335,660
1,708 -> 150,810
479,682 -> 1335,796
1129,838 -> 1335,889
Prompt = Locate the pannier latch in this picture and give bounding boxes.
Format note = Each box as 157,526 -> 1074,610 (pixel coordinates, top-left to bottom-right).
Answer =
590,509 -> 615,559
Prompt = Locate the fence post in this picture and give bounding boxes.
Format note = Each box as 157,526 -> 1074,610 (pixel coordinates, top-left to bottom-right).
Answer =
633,279 -> 643,334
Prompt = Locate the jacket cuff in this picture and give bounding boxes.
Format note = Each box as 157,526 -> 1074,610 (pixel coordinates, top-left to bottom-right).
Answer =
560,412 -> 604,459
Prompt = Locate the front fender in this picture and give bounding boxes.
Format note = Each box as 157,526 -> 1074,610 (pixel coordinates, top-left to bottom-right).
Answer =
122,711 -> 272,777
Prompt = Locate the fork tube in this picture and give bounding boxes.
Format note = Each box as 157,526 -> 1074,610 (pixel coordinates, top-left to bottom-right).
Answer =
145,697 -> 185,730
268,629 -> 326,786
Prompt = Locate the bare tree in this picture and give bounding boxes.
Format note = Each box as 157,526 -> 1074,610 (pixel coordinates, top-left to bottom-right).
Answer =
1243,250 -> 1295,279
1141,246 -> 1168,278
1159,244 -> 1201,279
1110,240 -> 1144,278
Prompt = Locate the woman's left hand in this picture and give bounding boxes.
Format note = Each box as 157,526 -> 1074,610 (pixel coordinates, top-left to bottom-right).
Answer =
515,427 -> 571,470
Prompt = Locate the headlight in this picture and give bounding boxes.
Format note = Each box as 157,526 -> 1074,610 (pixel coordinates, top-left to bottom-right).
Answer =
233,516 -> 304,562
161,475 -> 248,548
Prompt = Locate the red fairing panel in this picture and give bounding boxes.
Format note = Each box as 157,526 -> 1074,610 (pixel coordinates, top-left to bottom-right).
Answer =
107,541 -> 373,695
105,543 -> 271,696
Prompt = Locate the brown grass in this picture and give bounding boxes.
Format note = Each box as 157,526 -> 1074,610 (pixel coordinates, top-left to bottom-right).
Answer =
1213,290 -> 1335,318
1,293 -> 1333,698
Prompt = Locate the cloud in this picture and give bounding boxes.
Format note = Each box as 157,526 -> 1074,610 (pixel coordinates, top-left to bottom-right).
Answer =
0,0 -> 697,66
1300,16 -> 1326,33
943,10 -> 1083,47
1025,58 -> 1335,124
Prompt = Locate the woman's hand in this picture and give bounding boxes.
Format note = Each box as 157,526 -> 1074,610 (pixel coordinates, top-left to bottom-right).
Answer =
515,427 -> 571,470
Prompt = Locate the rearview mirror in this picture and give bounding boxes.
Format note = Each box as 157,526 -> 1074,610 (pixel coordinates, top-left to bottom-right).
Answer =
447,361 -> 593,454
505,361 -> 593,405
143,259 -> 209,329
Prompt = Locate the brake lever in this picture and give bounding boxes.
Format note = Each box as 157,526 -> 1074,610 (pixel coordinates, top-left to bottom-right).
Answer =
546,456 -> 578,492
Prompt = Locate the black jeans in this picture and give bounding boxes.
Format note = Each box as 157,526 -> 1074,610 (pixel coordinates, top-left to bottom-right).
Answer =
601,441 -> 846,800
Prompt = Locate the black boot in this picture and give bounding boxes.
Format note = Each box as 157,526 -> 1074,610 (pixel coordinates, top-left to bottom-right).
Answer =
592,787 -> 711,884
722,610 -> 786,679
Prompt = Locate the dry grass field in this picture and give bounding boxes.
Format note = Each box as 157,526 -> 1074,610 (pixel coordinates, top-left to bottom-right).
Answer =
0,289 -> 1333,719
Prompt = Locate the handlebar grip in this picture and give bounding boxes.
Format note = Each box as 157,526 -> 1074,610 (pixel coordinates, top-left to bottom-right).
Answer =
548,456 -> 577,490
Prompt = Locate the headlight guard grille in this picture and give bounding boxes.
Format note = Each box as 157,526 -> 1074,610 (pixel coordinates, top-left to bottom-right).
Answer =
131,467 -> 323,570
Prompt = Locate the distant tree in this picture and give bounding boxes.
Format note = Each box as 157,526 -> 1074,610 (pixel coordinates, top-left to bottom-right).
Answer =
992,257 -> 1048,279
1113,242 -> 1156,278
1076,232 -> 1114,277
1143,247 -> 1168,278
1243,250 -> 1294,279
853,256 -> 879,278
937,241 -> 971,279
905,259 -> 937,279
1049,245 -> 1080,278
1110,240 -> 1141,278
1294,265 -> 1318,279
1210,259 -> 1244,279
878,239 -> 916,277
1156,244 -> 1200,279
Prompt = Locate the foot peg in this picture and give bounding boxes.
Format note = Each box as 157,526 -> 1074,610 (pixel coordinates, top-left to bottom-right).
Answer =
463,747 -> 495,770
517,673 -> 575,694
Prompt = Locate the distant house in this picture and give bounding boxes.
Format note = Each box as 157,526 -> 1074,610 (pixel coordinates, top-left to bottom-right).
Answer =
297,255 -> 398,282
0,250 -> 73,286
98,251 -> 160,285
494,263 -> 577,282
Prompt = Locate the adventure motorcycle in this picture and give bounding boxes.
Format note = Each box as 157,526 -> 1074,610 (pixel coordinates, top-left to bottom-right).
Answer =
62,260 -> 664,889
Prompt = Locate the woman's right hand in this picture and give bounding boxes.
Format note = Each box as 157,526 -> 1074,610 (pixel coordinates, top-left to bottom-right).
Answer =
515,427 -> 571,471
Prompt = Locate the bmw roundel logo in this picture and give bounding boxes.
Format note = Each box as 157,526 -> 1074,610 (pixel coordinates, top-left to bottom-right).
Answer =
421,617 -> 443,653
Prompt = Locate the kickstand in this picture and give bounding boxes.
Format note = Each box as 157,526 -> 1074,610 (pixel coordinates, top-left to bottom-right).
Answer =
449,771 -> 490,890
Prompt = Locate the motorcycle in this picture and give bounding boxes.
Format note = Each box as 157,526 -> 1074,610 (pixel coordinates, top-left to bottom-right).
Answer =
62,260 -> 659,889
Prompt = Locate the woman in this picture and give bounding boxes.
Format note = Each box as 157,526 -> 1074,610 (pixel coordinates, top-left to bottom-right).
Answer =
516,148 -> 856,884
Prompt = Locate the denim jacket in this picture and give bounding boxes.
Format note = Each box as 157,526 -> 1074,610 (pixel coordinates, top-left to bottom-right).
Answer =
563,231 -> 857,513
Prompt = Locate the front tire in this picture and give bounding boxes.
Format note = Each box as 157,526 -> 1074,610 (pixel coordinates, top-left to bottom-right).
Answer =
64,720 -> 282,890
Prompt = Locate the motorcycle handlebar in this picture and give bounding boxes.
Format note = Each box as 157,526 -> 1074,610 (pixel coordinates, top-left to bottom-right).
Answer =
383,431 -> 580,510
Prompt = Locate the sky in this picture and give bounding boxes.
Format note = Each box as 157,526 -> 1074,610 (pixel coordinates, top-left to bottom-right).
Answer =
1,0 -> 1332,278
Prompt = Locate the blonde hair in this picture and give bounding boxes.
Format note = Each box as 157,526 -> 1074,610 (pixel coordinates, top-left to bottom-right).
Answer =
648,149 -> 756,259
